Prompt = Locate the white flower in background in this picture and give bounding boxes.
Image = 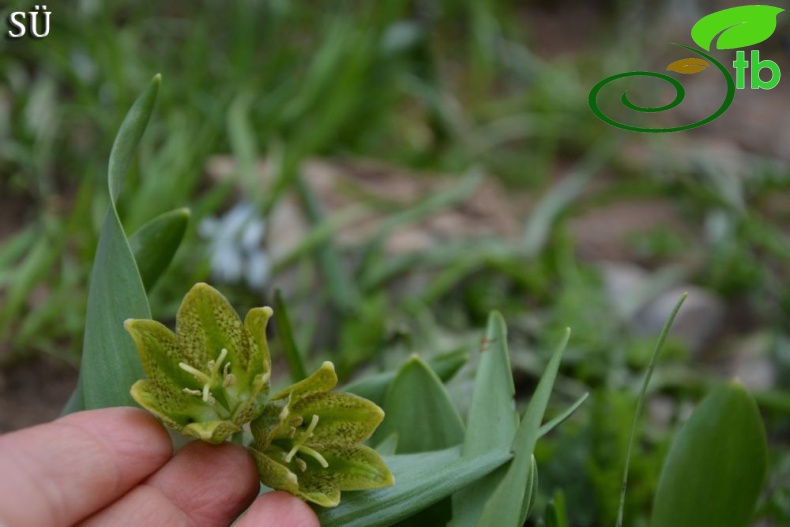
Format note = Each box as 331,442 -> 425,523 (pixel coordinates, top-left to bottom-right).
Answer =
199,202 -> 271,289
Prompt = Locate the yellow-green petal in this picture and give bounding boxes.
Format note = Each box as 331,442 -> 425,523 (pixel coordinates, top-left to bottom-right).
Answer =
272,361 -> 338,401
182,420 -> 242,444
244,306 -> 273,374
291,392 -> 384,446
176,283 -> 255,374
315,445 -> 394,491
249,446 -> 300,494
124,319 -> 195,388
130,379 -> 218,430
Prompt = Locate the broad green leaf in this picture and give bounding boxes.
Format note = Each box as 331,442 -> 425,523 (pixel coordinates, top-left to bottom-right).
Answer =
651,382 -> 767,527
81,75 -> 161,409
128,208 -> 190,292
372,355 -> 464,453
476,328 -> 570,527
690,6 -> 784,51
317,447 -> 511,527
343,350 -> 468,405
450,312 -> 518,527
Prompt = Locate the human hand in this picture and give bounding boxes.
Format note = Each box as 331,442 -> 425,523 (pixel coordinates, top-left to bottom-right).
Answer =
0,407 -> 320,527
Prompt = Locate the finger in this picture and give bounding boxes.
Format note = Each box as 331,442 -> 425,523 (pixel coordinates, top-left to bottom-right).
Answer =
0,407 -> 172,527
236,491 -> 320,527
81,441 -> 259,527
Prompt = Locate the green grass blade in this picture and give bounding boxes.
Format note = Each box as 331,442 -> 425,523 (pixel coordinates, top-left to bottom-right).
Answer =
615,293 -> 687,527
316,447 -> 511,527
295,173 -> 360,314
80,75 -> 160,409
450,312 -> 519,527
651,382 -> 767,527
273,289 -> 308,382
476,328 -> 571,527
522,140 -> 616,256
128,207 -> 190,292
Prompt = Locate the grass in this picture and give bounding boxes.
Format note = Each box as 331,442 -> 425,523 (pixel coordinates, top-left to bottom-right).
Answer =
1,1 -> 789,525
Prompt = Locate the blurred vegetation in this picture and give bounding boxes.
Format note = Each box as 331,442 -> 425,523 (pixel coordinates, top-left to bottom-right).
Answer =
0,1 -> 788,525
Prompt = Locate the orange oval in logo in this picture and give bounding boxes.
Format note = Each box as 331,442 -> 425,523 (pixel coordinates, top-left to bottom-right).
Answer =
666,57 -> 710,74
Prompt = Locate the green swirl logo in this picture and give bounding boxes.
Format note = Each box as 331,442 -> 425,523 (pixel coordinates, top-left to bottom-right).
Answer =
589,5 -> 784,133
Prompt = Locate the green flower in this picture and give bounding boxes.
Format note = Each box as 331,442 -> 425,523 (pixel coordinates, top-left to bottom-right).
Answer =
249,361 -> 394,507
125,282 -> 271,443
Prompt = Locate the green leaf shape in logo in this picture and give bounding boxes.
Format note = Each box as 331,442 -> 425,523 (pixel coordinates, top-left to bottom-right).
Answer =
691,5 -> 784,51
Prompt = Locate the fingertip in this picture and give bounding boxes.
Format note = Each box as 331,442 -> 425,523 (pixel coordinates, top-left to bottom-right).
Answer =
238,491 -> 320,527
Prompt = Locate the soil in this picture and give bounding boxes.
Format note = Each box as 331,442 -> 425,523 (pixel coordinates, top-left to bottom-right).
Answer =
0,357 -> 78,433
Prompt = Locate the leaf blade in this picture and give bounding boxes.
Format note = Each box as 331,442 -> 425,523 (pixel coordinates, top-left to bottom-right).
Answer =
80,75 -> 160,409
651,382 -> 767,527
450,312 -> 518,527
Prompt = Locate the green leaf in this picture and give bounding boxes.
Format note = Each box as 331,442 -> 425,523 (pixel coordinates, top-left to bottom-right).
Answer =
651,382 -> 767,527
691,6 -> 784,51
80,75 -> 160,409
128,208 -> 190,292
343,349 -> 468,405
372,355 -> 464,453
450,312 -> 518,527
316,447 -> 511,527
476,328 -> 570,527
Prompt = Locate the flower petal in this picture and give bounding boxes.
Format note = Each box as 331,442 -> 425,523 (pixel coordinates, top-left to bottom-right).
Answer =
316,445 -> 394,491
176,283 -> 254,373
294,472 -> 342,507
182,420 -> 242,444
130,379 -> 217,430
124,319 -> 195,388
292,392 -> 384,446
244,306 -> 273,374
249,446 -> 300,494
271,361 -> 338,401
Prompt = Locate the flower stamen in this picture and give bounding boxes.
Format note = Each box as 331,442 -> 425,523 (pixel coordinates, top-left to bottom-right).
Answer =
178,348 -> 233,406
283,415 -> 328,468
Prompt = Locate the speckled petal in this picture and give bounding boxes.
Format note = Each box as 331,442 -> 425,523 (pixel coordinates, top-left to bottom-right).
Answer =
130,379 -> 219,430
313,445 -> 394,491
182,420 -> 242,444
175,283 -> 253,373
244,306 -> 272,374
124,319 -> 196,388
292,392 -> 384,446
271,361 -> 338,401
249,446 -> 300,494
